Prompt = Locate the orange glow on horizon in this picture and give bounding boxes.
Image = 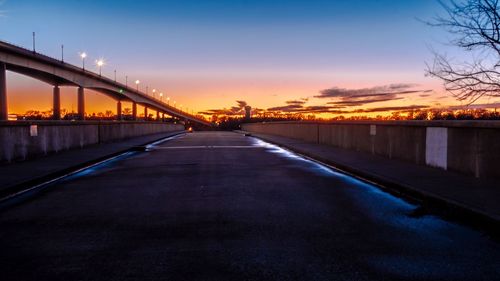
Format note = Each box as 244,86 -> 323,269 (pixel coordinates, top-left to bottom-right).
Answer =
4,69 -> 476,119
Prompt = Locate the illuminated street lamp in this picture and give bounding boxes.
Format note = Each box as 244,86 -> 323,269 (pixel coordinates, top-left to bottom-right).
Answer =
135,80 -> 140,91
96,59 -> 104,76
152,89 -> 156,99
159,92 -> 163,101
166,96 -> 170,105
80,52 -> 87,70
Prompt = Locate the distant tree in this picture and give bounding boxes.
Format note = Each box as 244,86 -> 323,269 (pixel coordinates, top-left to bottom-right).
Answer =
390,112 -> 402,120
123,108 -> 132,115
413,110 -> 429,120
427,0 -> 500,104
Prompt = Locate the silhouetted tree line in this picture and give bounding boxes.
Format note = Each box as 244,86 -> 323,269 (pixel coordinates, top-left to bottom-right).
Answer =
16,109 -> 177,122
212,108 -> 500,130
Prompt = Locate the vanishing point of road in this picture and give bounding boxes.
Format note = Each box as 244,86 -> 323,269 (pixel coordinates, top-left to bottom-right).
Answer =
1,132 -> 499,280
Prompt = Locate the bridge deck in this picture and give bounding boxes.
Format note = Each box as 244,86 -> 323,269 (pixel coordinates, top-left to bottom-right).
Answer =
0,131 -> 499,280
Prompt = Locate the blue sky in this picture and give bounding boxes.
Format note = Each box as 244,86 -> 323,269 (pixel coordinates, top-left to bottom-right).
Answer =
0,0 -> 465,115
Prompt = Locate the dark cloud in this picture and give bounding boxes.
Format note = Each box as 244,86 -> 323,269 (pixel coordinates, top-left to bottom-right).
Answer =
236,100 -> 247,108
301,106 -> 341,113
198,109 -> 235,116
267,104 -> 304,112
252,108 -> 266,114
352,105 -> 430,113
328,97 -> 404,106
267,97 -> 313,112
267,104 -> 344,114
199,100 -> 249,116
200,93 -> 435,117
316,84 -> 419,99
446,102 -> 500,110
315,83 -> 430,107
286,99 -> 307,106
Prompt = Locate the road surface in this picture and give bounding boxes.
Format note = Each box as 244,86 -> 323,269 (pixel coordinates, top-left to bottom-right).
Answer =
1,131 -> 499,280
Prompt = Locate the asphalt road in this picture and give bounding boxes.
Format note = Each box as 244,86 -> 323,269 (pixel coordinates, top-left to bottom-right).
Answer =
1,131 -> 499,281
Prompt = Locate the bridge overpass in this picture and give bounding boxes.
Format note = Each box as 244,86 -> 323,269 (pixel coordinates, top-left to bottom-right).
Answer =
0,40 -> 211,127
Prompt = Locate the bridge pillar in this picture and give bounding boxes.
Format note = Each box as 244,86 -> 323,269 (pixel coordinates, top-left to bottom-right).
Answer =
77,87 -> 85,120
156,111 -> 160,121
162,112 -> 165,122
0,62 -> 7,121
53,85 -> 61,120
116,101 -> 122,120
144,107 -> 148,121
132,102 -> 137,120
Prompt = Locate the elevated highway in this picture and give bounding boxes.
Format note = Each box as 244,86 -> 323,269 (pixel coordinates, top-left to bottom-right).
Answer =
0,40 -> 211,127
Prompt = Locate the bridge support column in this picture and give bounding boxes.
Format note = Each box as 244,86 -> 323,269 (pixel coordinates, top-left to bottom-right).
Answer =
0,62 -> 7,121
156,111 -> 160,121
116,101 -> 122,120
132,102 -> 137,120
144,107 -> 148,121
162,112 -> 165,122
53,85 -> 61,120
77,87 -> 85,120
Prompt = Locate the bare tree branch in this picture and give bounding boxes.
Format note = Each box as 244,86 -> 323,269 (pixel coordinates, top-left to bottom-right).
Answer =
427,0 -> 500,103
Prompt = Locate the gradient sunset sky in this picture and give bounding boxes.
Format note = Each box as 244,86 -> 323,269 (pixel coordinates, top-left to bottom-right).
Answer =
1,0 -> 497,117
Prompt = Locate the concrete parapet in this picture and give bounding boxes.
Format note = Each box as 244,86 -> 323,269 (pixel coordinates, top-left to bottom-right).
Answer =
0,121 -> 184,163
242,121 -> 500,179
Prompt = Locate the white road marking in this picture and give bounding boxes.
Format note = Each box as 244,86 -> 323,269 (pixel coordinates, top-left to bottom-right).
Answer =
153,146 -> 261,149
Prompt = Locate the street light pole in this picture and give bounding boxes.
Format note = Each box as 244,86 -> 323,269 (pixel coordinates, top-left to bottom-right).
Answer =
61,45 -> 64,62
32,32 -> 36,53
96,59 -> 104,76
80,52 -> 87,70
135,80 -> 140,91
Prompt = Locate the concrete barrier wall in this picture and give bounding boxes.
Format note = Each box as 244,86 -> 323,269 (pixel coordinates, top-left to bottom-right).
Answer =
242,121 -> 500,179
98,123 -> 183,143
0,121 -> 184,163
